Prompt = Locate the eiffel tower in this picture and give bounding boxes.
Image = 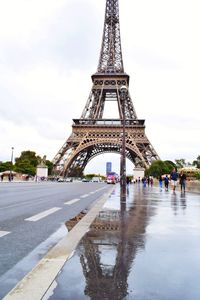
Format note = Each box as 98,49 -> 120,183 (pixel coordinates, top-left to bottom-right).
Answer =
53,0 -> 159,177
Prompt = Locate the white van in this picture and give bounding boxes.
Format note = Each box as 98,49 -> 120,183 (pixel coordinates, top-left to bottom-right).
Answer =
91,177 -> 101,182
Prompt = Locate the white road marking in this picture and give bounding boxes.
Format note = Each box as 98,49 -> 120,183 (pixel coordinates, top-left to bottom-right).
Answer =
25,207 -> 61,222
64,198 -> 80,205
0,231 -> 10,237
80,194 -> 89,198
3,189 -> 113,300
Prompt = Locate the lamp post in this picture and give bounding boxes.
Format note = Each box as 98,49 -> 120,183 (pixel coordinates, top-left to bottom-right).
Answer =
120,85 -> 127,199
10,147 -> 14,181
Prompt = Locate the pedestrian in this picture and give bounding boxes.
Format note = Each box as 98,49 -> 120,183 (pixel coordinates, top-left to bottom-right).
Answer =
126,177 -> 130,185
8,174 -> 11,182
179,171 -> 186,192
142,176 -> 146,187
159,175 -> 163,190
170,168 -> 178,192
164,175 -> 169,191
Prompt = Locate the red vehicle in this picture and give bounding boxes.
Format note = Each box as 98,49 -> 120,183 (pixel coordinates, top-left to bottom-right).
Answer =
106,172 -> 117,184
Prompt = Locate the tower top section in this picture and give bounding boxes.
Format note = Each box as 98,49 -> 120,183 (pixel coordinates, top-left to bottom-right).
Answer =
97,0 -> 124,74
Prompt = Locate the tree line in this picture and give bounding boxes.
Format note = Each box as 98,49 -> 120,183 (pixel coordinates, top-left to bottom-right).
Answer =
0,151 -> 53,176
145,155 -> 200,179
1,150 -> 200,179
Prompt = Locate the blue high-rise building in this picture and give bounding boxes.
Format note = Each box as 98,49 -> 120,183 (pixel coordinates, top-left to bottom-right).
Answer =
106,162 -> 112,175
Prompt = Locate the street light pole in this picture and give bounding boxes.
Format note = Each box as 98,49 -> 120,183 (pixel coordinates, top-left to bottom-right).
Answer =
10,147 -> 14,181
120,85 -> 127,199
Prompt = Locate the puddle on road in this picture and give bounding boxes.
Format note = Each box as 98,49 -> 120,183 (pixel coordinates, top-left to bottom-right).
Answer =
46,185 -> 156,299
46,185 -> 200,300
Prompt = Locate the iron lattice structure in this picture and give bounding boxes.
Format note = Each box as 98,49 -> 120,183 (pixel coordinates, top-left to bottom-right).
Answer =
53,0 -> 159,177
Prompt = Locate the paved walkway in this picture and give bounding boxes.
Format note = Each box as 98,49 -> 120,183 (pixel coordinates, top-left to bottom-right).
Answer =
3,184 -> 200,300
45,184 -> 200,300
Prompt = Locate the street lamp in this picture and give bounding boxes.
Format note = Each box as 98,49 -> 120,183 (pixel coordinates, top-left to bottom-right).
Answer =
120,85 -> 127,199
9,147 -> 14,181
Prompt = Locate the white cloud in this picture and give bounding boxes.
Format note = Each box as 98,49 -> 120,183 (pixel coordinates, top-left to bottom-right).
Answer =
0,0 -> 66,39
0,0 -> 200,174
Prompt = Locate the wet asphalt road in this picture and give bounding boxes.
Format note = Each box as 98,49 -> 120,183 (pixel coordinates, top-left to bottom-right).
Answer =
0,181 -> 110,298
46,184 -> 200,300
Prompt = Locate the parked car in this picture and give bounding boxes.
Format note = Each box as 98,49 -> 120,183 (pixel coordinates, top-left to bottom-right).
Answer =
57,178 -> 64,182
82,178 -> 90,182
91,177 -> 101,182
65,178 -> 73,182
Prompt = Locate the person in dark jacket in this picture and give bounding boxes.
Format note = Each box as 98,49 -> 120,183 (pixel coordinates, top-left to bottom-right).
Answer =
179,171 -> 186,192
164,175 -> 169,191
159,175 -> 163,190
170,168 -> 178,192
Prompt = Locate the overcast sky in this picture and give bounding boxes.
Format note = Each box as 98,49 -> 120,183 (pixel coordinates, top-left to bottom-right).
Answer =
0,0 -> 200,175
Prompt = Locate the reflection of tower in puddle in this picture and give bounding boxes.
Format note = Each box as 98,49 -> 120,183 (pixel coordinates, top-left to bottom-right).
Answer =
67,197 -> 155,299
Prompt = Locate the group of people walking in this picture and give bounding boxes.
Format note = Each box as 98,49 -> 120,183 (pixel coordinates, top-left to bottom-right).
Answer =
159,168 -> 186,192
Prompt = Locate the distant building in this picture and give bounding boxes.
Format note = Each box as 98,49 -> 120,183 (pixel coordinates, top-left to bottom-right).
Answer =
36,165 -> 48,180
106,162 -> 112,175
36,158 -> 48,181
133,167 -> 145,180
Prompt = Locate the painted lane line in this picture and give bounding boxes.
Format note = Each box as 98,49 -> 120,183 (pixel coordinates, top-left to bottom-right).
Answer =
80,194 -> 89,198
64,198 -> 80,205
2,188 -> 114,300
25,207 -> 61,222
0,231 -> 10,238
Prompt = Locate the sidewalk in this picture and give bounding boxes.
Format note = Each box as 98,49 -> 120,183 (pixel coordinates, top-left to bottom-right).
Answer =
3,184 -> 200,300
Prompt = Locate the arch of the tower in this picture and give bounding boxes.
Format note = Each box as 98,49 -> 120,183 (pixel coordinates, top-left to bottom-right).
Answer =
63,140 -> 149,177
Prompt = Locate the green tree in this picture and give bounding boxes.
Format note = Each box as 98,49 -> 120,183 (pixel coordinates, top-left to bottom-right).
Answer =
15,151 -> 41,167
175,159 -> 186,169
145,160 -> 170,178
164,160 -> 176,173
195,172 -> 200,180
45,160 -> 54,175
15,151 -> 41,176
0,161 -> 12,172
84,173 -> 96,180
14,160 -> 36,176
193,155 -> 200,169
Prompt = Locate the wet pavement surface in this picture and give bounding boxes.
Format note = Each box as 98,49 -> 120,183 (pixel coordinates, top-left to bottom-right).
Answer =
45,184 -> 200,300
